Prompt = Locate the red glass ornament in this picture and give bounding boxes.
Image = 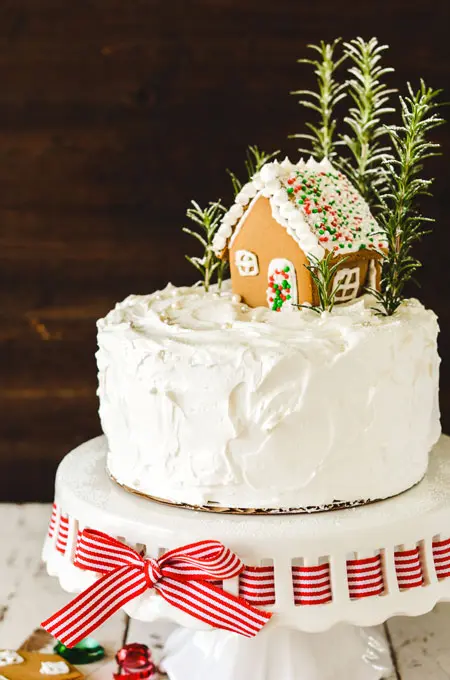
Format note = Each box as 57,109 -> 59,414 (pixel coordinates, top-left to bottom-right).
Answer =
115,643 -> 157,678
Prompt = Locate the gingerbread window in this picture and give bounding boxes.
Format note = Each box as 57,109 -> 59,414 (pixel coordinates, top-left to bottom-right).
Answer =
235,250 -> 259,277
334,267 -> 360,302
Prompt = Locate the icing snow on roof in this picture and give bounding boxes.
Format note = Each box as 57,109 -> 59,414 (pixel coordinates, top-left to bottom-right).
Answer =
213,157 -> 386,260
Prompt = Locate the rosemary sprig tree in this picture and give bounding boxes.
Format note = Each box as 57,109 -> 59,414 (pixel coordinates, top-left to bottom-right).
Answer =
227,145 -> 280,196
298,252 -> 348,313
183,200 -> 226,291
371,81 -> 444,316
291,39 -> 347,160
338,37 -> 396,204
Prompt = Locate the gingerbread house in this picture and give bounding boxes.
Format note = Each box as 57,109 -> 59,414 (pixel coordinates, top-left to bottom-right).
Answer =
213,157 -> 386,310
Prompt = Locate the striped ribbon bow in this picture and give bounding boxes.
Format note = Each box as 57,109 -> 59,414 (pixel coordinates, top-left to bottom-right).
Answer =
41,529 -> 272,647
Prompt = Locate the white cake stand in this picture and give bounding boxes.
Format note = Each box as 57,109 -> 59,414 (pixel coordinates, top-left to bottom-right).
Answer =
43,435 -> 450,680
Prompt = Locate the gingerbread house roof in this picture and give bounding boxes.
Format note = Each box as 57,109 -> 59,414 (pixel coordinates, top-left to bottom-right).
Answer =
213,157 -> 386,260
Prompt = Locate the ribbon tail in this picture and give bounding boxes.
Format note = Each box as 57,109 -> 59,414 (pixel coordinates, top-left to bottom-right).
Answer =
41,565 -> 148,647
155,578 -> 272,638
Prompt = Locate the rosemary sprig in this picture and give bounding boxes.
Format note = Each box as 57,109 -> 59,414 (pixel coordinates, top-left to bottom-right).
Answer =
291,39 -> 347,160
216,254 -> 229,290
183,200 -> 227,291
338,37 -> 396,203
227,145 -> 280,196
370,81 -> 445,316
298,252 -> 349,313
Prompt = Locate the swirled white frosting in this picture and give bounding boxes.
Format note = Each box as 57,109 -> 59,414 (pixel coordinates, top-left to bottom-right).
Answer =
97,283 -> 441,510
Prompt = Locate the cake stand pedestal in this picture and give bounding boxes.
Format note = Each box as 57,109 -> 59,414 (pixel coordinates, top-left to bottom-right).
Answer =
44,435 -> 450,680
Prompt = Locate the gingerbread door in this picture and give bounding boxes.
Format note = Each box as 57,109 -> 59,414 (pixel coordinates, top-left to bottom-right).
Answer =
266,258 -> 298,311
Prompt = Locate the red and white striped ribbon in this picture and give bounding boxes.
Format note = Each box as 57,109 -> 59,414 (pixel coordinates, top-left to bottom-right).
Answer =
48,503 -> 58,539
347,555 -> 384,599
42,529 -> 272,647
55,513 -> 69,555
394,548 -> 423,590
433,538 -> 450,580
292,563 -> 332,605
239,566 -> 276,606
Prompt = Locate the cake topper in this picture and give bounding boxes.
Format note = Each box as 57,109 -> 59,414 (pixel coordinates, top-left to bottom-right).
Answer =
337,37 -> 396,204
184,37 -> 444,315
290,38 -> 347,163
369,81 -> 444,315
213,157 -> 385,311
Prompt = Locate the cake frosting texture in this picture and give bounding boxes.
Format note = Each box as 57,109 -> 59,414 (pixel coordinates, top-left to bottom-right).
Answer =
97,284 -> 440,511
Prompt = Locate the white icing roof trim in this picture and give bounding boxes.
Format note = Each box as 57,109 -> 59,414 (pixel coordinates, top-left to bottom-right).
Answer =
213,156 -> 381,261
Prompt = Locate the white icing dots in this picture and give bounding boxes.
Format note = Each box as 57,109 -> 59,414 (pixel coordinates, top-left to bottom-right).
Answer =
0,651 -> 24,667
213,156 -> 385,262
40,660 -> 70,675
236,182 -> 257,205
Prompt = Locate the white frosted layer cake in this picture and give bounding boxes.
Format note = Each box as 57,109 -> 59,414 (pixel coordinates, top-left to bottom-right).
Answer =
97,283 -> 441,512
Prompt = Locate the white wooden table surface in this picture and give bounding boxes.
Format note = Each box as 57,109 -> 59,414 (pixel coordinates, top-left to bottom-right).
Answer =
1,504 -> 450,679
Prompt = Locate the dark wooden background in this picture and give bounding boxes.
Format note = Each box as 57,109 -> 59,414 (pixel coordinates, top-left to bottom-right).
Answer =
1,0 -> 449,501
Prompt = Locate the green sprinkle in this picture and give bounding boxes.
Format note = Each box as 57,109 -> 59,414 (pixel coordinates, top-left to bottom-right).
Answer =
359,243 -> 367,250
286,295 -> 291,300
339,243 -> 345,248
284,266 -> 290,272
287,187 -> 294,194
